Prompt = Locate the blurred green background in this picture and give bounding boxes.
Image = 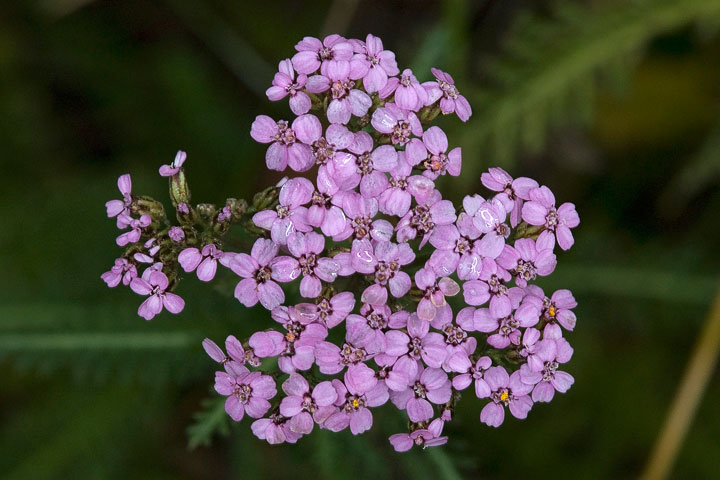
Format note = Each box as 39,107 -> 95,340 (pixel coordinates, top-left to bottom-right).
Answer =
1,0 -> 720,478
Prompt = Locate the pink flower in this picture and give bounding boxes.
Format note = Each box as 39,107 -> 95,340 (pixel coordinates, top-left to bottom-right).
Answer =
158,150 -> 186,177
101,258 -> 137,287
414,268 -> 460,322
472,300 -> 540,349
300,122 -> 358,192
130,271 -> 185,320
396,190 -> 456,247
359,241 -> 415,300
325,61 -> 372,125
202,335 -> 260,368
383,313 -> 447,370
481,167 -> 538,227
314,291 -> 356,328
518,328 -> 556,372
249,304 -> 328,374
339,131 -> 398,198
271,232 -> 339,298
352,34 -> 399,93
435,314 -> 477,367
389,367 -> 451,422
406,126 -> 461,179
251,413 -> 302,444
449,354 -> 493,398
307,184 -> 348,237
378,152 -> 435,217
394,69 -> 429,111
525,287 -> 578,338
324,364 -> 389,434
480,367 -> 533,427
332,192 -> 393,243
279,373 -> 338,434
427,68 -> 472,122
371,103 -> 422,146
519,337 -> 574,402
105,174 -> 132,226
178,244 -> 224,282
314,339 -> 371,375
427,224 -> 476,278
252,177 -> 313,245
521,185 -> 580,250
266,59 -> 312,115
214,367 -> 277,421
229,238 -> 288,310
217,205 -> 232,223
468,196 -> 510,259
345,303 -> 393,355
389,418 -> 448,452
291,35 -> 354,76
168,226 -> 185,242
250,114 -> 320,172
116,214 -> 150,247
496,232 -> 557,287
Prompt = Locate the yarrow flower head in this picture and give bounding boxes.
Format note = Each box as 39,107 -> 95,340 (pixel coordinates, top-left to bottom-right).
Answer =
102,33 -> 580,452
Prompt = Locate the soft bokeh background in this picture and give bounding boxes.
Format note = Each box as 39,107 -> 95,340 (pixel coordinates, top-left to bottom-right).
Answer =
1,0 -> 719,478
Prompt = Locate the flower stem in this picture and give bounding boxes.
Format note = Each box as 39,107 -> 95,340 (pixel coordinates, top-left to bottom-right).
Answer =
640,282 -> 720,480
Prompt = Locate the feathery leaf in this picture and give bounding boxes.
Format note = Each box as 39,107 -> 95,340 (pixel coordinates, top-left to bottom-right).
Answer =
461,0 -> 720,178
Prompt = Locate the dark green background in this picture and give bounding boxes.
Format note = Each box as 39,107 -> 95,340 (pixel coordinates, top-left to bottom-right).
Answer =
1,0 -> 719,478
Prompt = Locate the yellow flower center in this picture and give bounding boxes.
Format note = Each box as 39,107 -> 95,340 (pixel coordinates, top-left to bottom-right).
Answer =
352,399 -> 360,408
500,391 -> 509,402
548,306 -> 556,317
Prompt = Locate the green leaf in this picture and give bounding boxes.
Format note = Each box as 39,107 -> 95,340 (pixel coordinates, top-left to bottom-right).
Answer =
540,264 -> 719,305
187,396 -> 231,449
658,116 -> 720,217
428,447 -> 464,480
0,332 -> 197,351
0,303 -> 206,383
461,0 -> 720,176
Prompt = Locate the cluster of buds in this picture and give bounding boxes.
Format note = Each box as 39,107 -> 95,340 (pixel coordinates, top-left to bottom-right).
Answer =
102,33 -> 580,451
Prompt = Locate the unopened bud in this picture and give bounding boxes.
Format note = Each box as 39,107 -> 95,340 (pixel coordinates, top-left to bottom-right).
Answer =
417,104 -> 441,125
226,198 -> 248,220
132,195 -> 166,220
252,185 -> 280,211
514,222 -> 544,240
169,169 -> 191,207
196,203 -> 216,223
213,205 -> 232,235
176,202 -> 196,226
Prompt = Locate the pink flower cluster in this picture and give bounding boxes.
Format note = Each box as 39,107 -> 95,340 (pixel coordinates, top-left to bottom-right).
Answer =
101,33 -> 579,452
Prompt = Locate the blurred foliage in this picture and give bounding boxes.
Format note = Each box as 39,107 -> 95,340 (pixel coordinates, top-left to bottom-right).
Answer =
459,0 -> 720,180
1,0 -> 719,479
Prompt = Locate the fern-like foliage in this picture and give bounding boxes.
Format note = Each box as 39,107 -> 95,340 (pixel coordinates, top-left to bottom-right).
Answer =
658,115 -> 720,217
0,303 -> 208,384
186,396 -> 231,449
460,0 -> 720,179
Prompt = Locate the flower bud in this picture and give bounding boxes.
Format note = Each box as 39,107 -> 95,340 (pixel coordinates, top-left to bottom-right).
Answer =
169,169 -> 191,207
226,198 -> 248,220
514,222 -> 544,240
175,202 -> 196,225
196,203 -> 217,223
252,185 -> 280,211
132,195 -> 166,219
417,104 -> 441,124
